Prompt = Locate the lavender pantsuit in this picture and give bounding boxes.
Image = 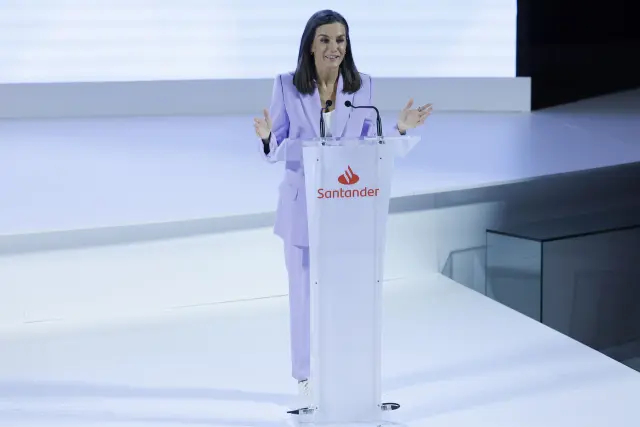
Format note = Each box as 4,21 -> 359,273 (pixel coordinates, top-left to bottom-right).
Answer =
260,71 -> 403,381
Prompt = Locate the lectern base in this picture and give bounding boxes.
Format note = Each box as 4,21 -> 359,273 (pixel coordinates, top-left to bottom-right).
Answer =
380,403 -> 401,411
286,402 -> 401,426
286,422 -> 406,427
285,417 -> 407,427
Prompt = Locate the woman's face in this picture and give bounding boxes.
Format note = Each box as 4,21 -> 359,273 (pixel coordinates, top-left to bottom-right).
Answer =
311,23 -> 347,71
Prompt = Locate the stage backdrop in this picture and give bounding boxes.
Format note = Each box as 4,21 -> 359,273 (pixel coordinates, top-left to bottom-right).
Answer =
0,0 -> 517,83
0,0 -> 527,116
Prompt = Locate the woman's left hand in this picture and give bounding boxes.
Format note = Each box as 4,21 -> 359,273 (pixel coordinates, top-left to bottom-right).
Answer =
397,99 -> 432,133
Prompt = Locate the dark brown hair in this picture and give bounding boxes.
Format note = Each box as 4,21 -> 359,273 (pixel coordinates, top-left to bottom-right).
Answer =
292,10 -> 362,95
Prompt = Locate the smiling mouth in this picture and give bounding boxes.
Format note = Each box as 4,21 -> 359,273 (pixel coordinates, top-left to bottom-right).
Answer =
326,55 -> 340,60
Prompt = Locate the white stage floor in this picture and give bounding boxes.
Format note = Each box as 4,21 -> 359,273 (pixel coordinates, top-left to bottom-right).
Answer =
1,90 -> 639,235
1,271 -> 640,427
2,87 -> 640,425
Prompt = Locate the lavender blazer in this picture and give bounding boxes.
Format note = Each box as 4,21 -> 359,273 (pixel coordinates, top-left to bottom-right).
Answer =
260,72 -> 403,248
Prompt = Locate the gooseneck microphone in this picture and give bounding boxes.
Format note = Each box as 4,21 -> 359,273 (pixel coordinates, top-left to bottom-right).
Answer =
319,99 -> 333,139
344,100 -> 383,140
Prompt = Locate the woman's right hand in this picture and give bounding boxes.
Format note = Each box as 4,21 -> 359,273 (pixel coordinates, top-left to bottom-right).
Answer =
254,109 -> 272,141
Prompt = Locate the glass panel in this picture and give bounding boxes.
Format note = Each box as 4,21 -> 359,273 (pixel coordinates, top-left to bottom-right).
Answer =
489,208 -> 639,242
442,246 -> 486,294
486,232 -> 542,321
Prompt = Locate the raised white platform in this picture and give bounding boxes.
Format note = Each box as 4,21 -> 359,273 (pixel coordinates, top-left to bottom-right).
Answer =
1,90 -> 640,426
0,89 -> 639,238
1,272 -> 639,427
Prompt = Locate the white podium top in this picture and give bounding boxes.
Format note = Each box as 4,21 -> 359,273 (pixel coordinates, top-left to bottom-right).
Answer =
271,135 -> 421,162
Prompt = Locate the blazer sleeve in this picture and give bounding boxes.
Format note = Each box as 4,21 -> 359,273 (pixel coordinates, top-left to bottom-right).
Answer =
260,74 -> 290,163
361,75 -> 405,138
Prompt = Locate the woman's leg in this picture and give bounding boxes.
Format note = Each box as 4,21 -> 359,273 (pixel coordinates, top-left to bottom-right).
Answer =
284,242 -> 311,382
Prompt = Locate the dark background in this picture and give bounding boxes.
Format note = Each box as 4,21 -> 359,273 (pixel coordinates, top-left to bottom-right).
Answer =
516,0 -> 639,109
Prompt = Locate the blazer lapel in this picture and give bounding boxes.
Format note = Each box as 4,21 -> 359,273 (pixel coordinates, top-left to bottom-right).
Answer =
299,74 -> 354,139
300,87 -> 321,138
333,74 -> 354,138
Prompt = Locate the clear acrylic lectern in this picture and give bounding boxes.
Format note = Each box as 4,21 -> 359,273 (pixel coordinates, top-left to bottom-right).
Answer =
272,135 -> 420,425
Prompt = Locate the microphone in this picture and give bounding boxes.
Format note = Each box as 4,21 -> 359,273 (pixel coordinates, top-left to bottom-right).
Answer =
344,100 -> 383,139
319,100 -> 333,139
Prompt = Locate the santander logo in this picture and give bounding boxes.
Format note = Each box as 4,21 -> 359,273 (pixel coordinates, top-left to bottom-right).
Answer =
338,166 -> 359,185
317,165 -> 380,199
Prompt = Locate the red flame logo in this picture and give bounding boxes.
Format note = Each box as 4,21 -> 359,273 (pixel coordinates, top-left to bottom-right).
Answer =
338,166 -> 360,185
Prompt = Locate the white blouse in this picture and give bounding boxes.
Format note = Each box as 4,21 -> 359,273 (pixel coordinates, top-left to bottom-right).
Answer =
323,110 -> 334,137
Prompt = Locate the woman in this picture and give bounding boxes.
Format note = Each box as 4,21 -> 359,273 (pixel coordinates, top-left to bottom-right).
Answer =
253,9 -> 431,403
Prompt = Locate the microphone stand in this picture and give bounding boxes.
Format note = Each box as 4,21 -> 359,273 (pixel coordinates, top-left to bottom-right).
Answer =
344,100 -> 384,144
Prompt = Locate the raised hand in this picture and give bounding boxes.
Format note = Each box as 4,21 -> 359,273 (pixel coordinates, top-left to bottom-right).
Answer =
397,99 -> 432,133
254,109 -> 272,140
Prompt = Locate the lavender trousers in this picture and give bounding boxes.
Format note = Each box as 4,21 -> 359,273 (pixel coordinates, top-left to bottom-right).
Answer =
284,242 -> 311,382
